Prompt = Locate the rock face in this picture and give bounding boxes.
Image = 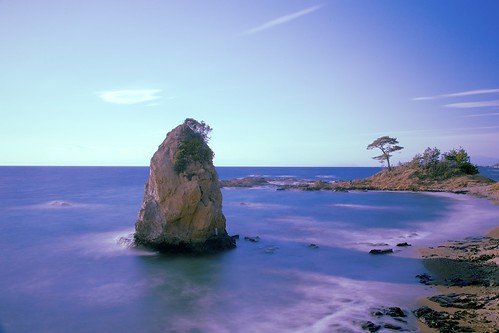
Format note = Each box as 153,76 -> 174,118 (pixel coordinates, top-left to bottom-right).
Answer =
134,119 -> 235,253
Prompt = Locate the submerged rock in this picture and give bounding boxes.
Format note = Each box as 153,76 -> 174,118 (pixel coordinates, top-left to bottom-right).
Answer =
362,306 -> 409,332
369,249 -> 394,255
134,119 -> 236,254
416,273 -> 434,285
244,236 -> 260,243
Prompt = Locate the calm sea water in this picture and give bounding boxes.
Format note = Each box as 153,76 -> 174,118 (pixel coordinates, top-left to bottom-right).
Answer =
0,166 -> 498,333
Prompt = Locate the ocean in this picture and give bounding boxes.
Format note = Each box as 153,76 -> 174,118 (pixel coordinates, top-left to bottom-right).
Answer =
0,166 -> 498,333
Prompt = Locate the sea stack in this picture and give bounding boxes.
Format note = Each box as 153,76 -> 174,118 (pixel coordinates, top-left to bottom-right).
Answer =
134,118 -> 236,253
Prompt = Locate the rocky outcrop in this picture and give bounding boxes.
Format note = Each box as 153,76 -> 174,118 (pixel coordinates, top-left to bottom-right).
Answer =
415,230 -> 499,332
134,119 -> 235,254
219,166 -> 496,196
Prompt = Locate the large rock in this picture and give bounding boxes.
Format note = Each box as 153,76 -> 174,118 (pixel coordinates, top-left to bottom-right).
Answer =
134,119 -> 236,253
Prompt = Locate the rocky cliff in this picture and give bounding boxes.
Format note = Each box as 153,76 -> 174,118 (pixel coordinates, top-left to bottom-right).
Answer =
134,119 -> 235,253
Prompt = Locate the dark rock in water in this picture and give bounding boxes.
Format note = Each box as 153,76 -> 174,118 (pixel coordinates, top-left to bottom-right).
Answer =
396,242 -> 411,247
244,236 -> 260,243
382,323 -> 402,330
366,306 -> 411,332
416,273 -> 433,285
231,234 -> 240,240
308,243 -> 320,249
385,307 -> 406,318
219,177 -> 270,188
371,306 -> 407,319
134,119 -> 236,254
369,249 -> 393,255
361,321 -> 381,332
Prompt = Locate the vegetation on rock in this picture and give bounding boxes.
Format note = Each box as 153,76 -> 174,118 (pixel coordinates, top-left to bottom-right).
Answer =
173,118 -> 215,174
346,146 -> 488,192
410,147 -> 478,179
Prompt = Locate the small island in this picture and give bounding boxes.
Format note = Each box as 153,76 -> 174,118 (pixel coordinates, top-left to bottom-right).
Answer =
220,145 -> 499,204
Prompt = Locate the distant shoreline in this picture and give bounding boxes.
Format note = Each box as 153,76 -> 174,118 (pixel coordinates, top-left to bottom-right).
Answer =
219,166 -> 499,204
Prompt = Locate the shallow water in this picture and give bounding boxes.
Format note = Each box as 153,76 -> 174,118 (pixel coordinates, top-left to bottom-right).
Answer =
0,167 -> 497,333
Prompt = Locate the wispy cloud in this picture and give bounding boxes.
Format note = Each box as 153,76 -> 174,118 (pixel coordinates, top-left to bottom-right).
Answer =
444,88 -> 499,98
412,96 -> 439,101
413,88 -> 499,101
444,100 -> 499,108
99,89 -> 161,105
459,112 -> 499,118
243,4 -> 324,35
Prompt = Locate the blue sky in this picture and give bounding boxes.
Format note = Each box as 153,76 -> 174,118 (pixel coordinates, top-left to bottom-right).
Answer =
1,0 -> 498,166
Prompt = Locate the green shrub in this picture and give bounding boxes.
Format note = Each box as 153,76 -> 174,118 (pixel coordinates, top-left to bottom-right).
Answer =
173,126 -> 214,175
443,147 -> 478,175
411,146 -> 478,179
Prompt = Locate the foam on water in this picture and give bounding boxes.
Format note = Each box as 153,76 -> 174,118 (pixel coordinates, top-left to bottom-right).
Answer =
227,201 -> 290,209
329,203 -> 400,210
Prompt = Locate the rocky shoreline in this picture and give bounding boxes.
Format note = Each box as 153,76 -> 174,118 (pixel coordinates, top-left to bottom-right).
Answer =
219,170 -> 499,204
413,227 -> 499,333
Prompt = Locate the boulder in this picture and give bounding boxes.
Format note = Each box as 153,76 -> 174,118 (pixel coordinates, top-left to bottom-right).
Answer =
134,119 -> 236,254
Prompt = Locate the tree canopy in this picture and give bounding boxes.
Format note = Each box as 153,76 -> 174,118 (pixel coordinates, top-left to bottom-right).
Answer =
184,118 -> 213,142
411,146 -> 478,178
367,136 -> 403,171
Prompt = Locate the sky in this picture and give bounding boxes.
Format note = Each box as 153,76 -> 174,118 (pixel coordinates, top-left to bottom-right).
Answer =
1,0 -> 498,167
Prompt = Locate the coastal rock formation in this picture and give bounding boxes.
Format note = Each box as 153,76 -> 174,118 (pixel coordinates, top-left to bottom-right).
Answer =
134,119 -> 236,253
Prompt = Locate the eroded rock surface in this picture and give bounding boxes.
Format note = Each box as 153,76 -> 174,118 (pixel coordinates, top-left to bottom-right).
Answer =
134,119 -> 235,253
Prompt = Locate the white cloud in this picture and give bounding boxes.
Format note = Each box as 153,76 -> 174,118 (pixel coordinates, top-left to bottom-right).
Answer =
444,100 -> 499,108
99,89 -> 161,105
243,4 -> 324,35
413,88 -> 499,101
